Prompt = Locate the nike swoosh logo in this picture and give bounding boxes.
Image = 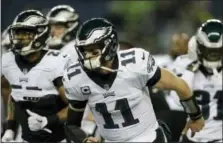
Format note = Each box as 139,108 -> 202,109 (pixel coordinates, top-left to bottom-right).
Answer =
63,54 -> 68,58
142,52 -> 145,60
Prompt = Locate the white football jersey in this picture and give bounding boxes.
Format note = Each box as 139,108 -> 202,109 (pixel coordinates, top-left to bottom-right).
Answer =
63,48 -> 160,142
169,56 -> 223,142
61,40 -> 78,62
1,50 -> 70,102
165,55 -> 194,110
61,40 -> 99,136
153,54 -> 173,68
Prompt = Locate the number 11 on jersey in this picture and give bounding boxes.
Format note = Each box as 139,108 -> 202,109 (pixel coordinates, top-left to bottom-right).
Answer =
95,98 -> 139,129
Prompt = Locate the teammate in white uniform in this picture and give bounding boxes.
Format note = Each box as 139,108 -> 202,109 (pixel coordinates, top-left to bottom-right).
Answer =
46,5 -> 79,60
170,19 -> 223,142
1,26 -> 12,55
1,10 -> 70,142
62,18 -> 205,142
1,25 -> 11,137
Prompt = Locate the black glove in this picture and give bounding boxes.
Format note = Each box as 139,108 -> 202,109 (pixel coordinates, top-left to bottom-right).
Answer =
64,124 -> 87,143
186,61 -> 200,73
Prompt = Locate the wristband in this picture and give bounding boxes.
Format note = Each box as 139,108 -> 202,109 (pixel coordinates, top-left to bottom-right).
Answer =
46,115 -> 60,127
6,120 -> 17,131
180,96 -> 202,120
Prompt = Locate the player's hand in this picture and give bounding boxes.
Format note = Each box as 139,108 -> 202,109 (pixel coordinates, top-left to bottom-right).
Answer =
1,129 -> 15,142
186,60 -> 200,73
182,116 -> 205,137
26,109 -> 51,133
85,137 -> 100,143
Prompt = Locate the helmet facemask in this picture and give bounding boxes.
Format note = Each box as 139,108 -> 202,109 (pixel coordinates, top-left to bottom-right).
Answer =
75,18 -> 119,72
10,25 -> 48,56
76,39 -> 116,71
196,19 -> 223,70
9,10 -> 49,56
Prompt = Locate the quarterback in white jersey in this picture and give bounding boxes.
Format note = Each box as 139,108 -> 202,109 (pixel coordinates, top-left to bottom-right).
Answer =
1,10 -> 70,142
63,18 -> 204,142
170,19 -> 223,142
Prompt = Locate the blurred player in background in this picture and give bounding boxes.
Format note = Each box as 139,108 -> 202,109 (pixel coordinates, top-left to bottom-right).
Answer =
170,19 -> 223,142
1,26 -> 11,135
149,33 -> 190,142
153,33 -> 189,67
46,5 -> 80,60
1,10 -> 70,142
63,18 -> 204,142
1,26 -> 12,55
47,5 -> 100,138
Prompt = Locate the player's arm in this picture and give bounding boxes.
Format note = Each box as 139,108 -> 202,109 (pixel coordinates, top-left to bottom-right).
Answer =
153,68 -> 203,121
53,76 -> 69,122
1,76 -> 17,142
145,55 -> 204,135
62,70 -> 91,142
64,96 -> 89,142
1,76 -> 14,121
142,51 -> 201,120
27,77 -> 69,127
48,54 -> 70,122
154,68 -> 193,100
1,75 -> 11,104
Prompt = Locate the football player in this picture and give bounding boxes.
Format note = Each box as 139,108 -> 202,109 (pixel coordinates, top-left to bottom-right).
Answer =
153,33 -> 189,67
1,26 -> 12,55
46,5 -> 79,60
1,10 -> 70,142
47,5 -> 100,138
169,19 -> 223,143
62,18 -> 205,142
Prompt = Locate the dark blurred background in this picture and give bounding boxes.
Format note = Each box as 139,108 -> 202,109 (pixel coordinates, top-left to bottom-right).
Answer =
1,0 -> 223,54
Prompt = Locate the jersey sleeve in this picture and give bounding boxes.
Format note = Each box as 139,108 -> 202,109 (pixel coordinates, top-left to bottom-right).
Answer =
136,49 -> 161,88
1,52 -> 11,76
62,65 -> 88,102
62,42 -> 79,62
167,55 -> 195,78
1,55 -> 5,76
53,52 -> 72,79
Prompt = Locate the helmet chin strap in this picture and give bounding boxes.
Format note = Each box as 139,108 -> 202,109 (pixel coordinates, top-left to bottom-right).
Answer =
203,59 -> 222,69
100,66 -> 121,72
84,55 -> 121,73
